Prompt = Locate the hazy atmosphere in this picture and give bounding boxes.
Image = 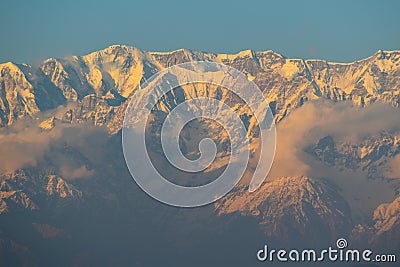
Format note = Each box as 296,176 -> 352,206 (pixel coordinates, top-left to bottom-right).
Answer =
1,0 -> 400,63
1,1 -> 399,266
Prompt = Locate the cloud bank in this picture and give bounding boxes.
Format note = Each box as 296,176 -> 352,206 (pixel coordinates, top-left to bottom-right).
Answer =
0,118 -> 109,180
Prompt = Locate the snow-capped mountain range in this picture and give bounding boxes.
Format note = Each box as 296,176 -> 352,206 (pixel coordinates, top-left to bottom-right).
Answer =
1,45 -> 399,131
0,45 -> 399,266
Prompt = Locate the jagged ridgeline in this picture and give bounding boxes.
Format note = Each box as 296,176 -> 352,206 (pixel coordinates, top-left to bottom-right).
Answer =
1,45 -> 399,132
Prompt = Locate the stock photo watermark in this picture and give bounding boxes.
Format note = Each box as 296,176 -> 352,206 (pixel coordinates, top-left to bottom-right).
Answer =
122,61 -> 276,207
257,238 -> 397,263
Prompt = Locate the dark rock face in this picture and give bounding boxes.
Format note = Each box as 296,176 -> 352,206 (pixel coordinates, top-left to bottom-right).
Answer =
307,133 -> 400,178
0,169 -> 82,214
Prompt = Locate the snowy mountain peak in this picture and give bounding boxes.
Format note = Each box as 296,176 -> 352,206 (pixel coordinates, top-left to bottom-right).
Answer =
215,176 -> 352,244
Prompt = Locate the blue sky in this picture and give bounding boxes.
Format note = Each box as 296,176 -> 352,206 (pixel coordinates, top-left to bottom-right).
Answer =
1,0 -> 399,64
